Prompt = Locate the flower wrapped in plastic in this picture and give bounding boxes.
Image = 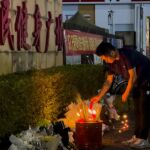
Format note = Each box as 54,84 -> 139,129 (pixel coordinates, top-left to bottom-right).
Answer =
40,135 -> 61,150
60,94 -> 102,130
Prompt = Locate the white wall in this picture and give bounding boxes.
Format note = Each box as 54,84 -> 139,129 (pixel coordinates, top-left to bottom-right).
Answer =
95,5 -> 110,30
104,0 -> 131,3
133,4 -> 150,54
63,2 -> 150,56
66,56 -> 81,65
63,3 -> 135,32
142,4 -> 150,54
95,4 -> 135,33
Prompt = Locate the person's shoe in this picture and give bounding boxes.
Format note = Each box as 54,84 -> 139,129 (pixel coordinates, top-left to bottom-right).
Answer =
122,135 -> 137,145
130,138 -> 150,149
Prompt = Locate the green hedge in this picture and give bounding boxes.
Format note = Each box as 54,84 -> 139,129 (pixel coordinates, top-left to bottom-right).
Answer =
0,65 -> 105,137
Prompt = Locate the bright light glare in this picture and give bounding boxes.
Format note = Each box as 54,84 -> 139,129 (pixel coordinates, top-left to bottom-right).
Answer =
76,113 -> 80,117
88,109 -> 92,114
92,110 -> 96,114
123,114 -> 127,119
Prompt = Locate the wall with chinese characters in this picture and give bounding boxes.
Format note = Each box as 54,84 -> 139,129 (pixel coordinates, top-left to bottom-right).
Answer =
0,0 -> 63,75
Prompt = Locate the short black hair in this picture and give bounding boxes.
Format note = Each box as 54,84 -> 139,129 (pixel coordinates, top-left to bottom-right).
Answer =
95,41 -> 116,56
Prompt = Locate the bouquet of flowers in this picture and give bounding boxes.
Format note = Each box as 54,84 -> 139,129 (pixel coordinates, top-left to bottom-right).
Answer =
60,94 -> 102,130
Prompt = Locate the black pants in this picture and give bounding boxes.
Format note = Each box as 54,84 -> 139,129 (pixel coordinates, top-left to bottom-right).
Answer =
132,81 -> 150,139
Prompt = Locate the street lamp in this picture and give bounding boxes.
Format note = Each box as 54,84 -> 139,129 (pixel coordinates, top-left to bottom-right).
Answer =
108,0 -> 114,34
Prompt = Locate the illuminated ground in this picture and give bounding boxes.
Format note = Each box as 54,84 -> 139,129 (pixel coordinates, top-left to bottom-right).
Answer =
102,113 -> 150,150
1,113 -> 150,150
102,125 -> 133,150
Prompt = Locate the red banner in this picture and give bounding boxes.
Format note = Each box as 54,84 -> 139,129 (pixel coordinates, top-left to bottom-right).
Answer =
81,0 -> 104,1
65,30 -> 103,55
131,0 -> 150,1
63,0 -> 104,2
63,0 -> 79,1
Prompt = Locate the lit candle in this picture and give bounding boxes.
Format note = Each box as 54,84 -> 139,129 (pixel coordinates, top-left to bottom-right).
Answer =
119,130 -> 122,133
92,110 -> 96,115
121,121 -> 124,124
123,114 -> 127,119
88,109 -> 92,114
76,113 -> 80,117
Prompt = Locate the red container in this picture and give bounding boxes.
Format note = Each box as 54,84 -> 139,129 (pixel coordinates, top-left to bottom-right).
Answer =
75,122 -> 102,150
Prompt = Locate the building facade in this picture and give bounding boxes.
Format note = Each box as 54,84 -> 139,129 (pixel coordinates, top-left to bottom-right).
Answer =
63,0 -> 150,58
0,0 -> 63,75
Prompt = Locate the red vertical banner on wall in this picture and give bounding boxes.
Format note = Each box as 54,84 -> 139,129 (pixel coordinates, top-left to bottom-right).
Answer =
15,2 -> 31,51
0,0 -> 14,50
55,14 -> 64,51
32,4 -> 42,52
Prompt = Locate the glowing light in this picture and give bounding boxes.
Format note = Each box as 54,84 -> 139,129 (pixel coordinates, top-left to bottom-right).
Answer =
119,130 -> 122,133
77,119 -> 85,123
124,123 -> 128,127
92,110 -> 96,115
76,113 -> 80,117
121,121 -> 124,124
88,118 -> 93,121
118,114 -> 129,133
88,109 -> 92,114
62,98 -> 102,128
123,114 -> 127,119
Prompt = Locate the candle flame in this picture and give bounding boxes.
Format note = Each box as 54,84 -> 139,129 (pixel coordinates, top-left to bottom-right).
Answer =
123,114 -> 127,119
118,130 -> 122,133
121,121 -> 124,124
92,110 -> 96,115
76,113 -> 80,117
88,109 -> 92,114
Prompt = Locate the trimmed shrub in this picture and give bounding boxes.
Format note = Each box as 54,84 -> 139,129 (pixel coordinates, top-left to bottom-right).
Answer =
0,65 -> 105,137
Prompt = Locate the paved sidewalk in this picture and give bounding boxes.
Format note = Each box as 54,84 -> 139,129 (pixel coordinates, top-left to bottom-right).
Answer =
103,146 -> 132,150
102,126 -> 150,150
102,132 -> 132,150
103,138 -> 133,150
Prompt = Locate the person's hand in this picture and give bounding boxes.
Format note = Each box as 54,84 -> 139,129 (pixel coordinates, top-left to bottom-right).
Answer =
90,95 -> 100,109
122,92 -> 129,103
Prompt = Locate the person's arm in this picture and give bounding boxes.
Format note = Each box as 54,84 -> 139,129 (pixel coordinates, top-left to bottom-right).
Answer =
90,74 -> 114,105
122,68 -> 137,102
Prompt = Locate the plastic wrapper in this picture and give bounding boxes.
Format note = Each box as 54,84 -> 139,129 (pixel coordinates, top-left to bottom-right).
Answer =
9,134 -> 34,150
60,95 -> 102,130
8,144 -> 19,150
40,135 -> 61,150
